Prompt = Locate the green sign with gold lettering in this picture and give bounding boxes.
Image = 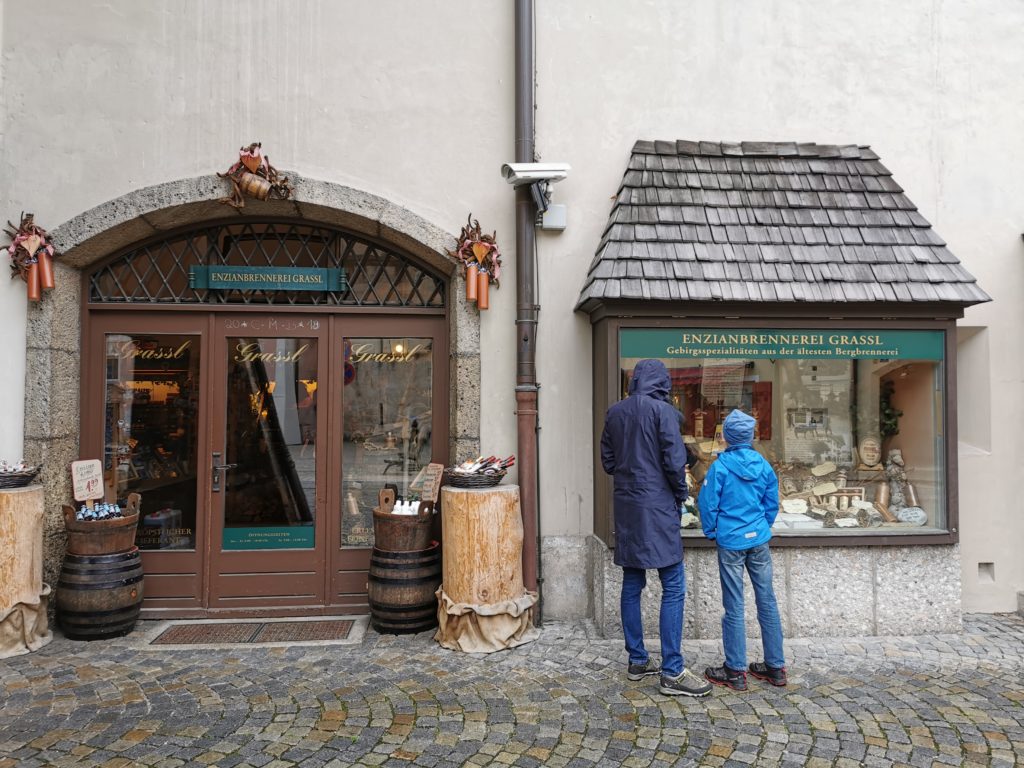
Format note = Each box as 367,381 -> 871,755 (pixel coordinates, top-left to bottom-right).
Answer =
621,328 -> 945,360
223,525 -> 314,550
189,266 -> 347,292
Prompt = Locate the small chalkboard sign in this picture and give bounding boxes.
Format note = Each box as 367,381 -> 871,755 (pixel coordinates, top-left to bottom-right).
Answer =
410,462 -> 445,503
71,459 -> 104,503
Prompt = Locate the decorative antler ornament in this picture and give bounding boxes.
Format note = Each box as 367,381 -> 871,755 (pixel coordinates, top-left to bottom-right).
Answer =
218,142 -> 295,209
446,215 -> 502,310
5,213 -> 57,302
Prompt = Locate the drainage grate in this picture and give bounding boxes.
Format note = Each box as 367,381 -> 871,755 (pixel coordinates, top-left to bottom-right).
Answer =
146,617 -> 361,647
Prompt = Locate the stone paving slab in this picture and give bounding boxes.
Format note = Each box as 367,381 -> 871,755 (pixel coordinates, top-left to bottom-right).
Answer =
1,613 -> 1022,767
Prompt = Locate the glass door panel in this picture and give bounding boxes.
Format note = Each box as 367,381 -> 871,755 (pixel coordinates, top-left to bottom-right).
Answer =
209,317 -> 326,610
102,333 -> 200,551
222,337 -> 318,550
340,337 -> 433,547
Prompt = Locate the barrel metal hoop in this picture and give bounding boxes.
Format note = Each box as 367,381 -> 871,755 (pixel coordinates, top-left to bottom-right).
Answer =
58,604 -> 141,619
64,550 -> 141,564
367,599 -> 438,612
368,557 -> 441,571
60,562 -> 142,576
367,572 -> 441,585
370,545 -> 440,560
57,573 -> 144,590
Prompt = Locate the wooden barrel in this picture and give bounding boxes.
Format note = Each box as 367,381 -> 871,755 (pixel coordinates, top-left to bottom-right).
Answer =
238,171 -> 272,200
62,493 -> 142,556
57,547 -> 144,640
367,541 -> 441,634
372,504 -> 433,552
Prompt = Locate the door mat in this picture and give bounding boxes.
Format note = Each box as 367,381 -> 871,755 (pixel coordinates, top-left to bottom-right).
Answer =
137,615 -> 368,649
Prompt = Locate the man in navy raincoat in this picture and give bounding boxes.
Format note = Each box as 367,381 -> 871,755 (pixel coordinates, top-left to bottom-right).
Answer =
601,359 -> 711,697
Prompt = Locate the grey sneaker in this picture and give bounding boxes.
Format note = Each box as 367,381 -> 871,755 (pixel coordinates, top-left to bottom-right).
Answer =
659,668 -> 713,697
627,659 -> 661,681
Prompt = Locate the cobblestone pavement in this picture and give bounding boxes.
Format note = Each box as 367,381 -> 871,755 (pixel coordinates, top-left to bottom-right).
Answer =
1,613 -> 1022,768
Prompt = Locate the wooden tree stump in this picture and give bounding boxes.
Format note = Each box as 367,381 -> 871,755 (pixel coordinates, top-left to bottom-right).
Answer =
441,484 -> 525,605
436,484 -> 539,653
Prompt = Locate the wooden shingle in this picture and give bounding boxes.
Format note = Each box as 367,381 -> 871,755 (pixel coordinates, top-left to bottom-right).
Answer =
577,139 -> 990,311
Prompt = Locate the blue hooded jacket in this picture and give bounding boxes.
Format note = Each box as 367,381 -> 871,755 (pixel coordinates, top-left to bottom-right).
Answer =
698,410 -> 779,551
600,359 -> 688,569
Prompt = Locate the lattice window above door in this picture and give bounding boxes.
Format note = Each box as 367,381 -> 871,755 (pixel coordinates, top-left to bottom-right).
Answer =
88,220 -> 447,307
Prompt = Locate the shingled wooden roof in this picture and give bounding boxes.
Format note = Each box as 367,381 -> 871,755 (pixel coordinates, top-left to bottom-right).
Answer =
576,140 -> 990,313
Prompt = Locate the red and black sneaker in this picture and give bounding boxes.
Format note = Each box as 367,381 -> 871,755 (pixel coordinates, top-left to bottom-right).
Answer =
748,661 -> 787,687
704,665 -> 747,691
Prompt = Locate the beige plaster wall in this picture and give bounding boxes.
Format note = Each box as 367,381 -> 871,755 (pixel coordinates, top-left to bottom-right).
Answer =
0,0 -> 30,463
533,1 -> 1024,612
0,0 -> 519,463
0,1 -> 1021,613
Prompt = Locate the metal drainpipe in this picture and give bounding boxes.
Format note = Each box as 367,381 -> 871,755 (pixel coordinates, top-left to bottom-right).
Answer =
514,0 -> 542,621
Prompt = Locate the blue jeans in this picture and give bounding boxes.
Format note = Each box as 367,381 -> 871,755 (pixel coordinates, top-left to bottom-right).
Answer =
718,544 -> 785,671
621,560 -> 685,677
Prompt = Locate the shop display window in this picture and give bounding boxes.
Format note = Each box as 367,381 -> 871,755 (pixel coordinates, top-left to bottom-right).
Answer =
104,333 -> 200,550
340,338 -> 433,547
619,328 -> 947,537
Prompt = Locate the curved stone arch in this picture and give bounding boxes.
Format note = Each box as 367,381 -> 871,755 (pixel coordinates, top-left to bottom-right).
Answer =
27,175 -> 480,584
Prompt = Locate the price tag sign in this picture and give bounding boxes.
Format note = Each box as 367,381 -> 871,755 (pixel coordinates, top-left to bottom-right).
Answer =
410,462 -> 445,503
71,459 -> 104,502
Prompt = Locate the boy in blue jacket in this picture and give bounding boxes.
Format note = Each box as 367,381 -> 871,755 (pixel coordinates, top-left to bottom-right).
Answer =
698,409 -> 787,690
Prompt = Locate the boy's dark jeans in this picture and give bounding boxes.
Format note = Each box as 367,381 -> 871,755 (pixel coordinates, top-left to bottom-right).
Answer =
717,544 -> 785,671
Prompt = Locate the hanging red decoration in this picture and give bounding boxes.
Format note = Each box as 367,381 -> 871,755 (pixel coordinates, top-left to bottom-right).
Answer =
447,215 -> 501,311
5,213 -> 58,303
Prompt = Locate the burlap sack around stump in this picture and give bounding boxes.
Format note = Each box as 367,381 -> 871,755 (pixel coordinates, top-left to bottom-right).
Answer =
434,586 -> 540,653
0,584 -> 53,659
0,485 -> 53,658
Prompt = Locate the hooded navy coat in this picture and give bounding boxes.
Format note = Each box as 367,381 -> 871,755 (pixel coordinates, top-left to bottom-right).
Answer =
600,359 -> 688,569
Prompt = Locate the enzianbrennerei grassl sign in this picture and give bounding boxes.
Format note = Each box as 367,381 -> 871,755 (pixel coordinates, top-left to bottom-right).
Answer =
621,328 -> 944,360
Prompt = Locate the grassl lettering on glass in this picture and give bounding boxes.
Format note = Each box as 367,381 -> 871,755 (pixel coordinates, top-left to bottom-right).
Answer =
115,340 -> 192,360
233,342 -> 309,363
349,343 -> 425,363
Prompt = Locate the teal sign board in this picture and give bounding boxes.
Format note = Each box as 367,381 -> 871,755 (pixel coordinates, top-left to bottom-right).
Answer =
222,526 -> 314,550
621,329 -> 945,360
190,266 -> 347,292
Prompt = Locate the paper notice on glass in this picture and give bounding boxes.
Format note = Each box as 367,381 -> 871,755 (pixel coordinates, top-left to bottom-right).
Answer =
700,360 -> 745,405
71,459 -> 104,502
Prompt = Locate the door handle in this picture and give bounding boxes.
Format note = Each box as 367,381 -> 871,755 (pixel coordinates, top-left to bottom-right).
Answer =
211,452 -> 238,493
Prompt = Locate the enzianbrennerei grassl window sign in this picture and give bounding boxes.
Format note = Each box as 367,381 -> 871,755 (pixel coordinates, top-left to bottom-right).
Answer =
189,266 -> 347,292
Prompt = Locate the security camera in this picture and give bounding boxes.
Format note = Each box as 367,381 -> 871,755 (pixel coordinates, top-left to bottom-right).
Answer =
500,162 -> 571,186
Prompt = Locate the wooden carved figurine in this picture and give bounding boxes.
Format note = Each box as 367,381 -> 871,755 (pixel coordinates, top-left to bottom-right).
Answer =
218,142 -> 295,209
5,213 -> 57,302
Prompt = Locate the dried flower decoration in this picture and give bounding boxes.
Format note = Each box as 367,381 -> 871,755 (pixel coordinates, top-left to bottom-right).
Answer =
5,213 -> 57,302
218,142 -> 295,209
447,215 -> 502,310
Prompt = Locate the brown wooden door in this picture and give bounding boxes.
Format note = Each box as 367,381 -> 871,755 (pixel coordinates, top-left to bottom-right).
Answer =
326,315 -> 448,611
85,312 -> 211,613
86,310 -> 448,615
207,314 -> 328,609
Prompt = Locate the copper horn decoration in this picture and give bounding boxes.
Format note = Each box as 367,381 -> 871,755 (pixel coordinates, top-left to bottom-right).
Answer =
4,213 -> 58,302
447,215 -> 502,312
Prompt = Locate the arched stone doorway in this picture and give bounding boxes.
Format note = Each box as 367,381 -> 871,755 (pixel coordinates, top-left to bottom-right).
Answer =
26,176 -> 480,616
